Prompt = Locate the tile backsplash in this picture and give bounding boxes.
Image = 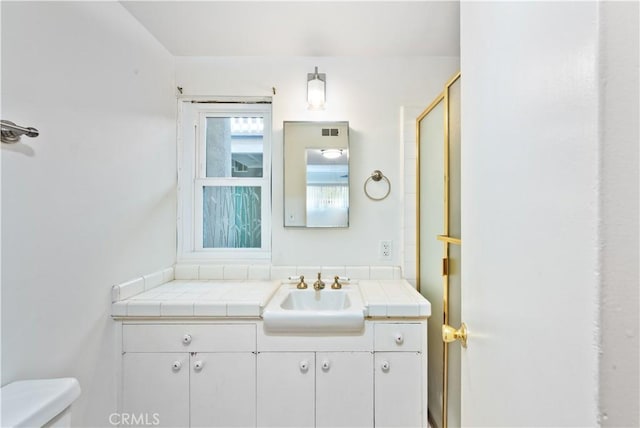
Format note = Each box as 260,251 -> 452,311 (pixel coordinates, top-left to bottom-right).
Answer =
113,264 -> 403,302
112,267 -> 174,302
173,264 -> 402,282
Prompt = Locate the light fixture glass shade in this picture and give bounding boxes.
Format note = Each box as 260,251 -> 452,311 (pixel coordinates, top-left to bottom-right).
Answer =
307,66 -> 326,110
321,149 -> 343,159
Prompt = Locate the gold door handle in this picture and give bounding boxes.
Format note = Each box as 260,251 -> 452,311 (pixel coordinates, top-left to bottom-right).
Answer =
442,323 -> 468,348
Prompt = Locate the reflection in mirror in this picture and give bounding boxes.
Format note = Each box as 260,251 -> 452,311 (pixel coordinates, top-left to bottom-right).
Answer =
284,121 -> 349,228
306,149 -> 349,227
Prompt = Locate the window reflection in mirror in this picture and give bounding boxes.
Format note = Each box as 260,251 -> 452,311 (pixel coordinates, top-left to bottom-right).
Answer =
306,148 -> 349,227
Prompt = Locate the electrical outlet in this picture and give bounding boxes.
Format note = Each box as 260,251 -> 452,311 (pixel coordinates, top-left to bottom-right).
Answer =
379,240 -> 392,260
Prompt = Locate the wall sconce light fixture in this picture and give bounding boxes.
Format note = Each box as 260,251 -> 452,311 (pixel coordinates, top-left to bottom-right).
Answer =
307,66 -> 326,110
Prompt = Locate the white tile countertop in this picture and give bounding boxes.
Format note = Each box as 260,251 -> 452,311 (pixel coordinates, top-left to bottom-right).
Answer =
111,279 -> 430,319
112,280 -> 281,317
359,280 -> 431,318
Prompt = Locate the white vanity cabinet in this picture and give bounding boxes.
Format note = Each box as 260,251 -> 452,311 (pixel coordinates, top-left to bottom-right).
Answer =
373,323 -> 427,428
114,276 -> 430,428
190,352 -> 256,427
256,352 -> 373,428
256,352 -> 315,427
120,323 -> 257,428
374,352 -> 424,427
122,352 -> 189,427
118,321 -> 427,428
315,352 -> 373,427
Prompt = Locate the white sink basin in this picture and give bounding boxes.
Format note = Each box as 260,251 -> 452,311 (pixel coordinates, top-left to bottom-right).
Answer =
281,289 -> 350,311
262,283 -> 365,333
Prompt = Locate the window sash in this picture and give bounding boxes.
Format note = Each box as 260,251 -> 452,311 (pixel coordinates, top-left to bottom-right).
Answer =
197,113 -> 266,180
194,183 -> 268,252
177,101 -> 271,261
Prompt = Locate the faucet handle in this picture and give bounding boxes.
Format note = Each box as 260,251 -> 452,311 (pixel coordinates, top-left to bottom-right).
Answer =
296,275 -> 308,289
331,276 -> 342,289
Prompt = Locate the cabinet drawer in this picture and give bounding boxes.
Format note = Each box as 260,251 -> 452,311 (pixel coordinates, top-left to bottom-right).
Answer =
123,324 -> 255,353
374,323 -> 423,352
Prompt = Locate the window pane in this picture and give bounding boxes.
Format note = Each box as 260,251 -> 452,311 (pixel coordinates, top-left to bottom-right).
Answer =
306,185 -> 349,227
203,186 -> 262,248
205,117 -> 264,178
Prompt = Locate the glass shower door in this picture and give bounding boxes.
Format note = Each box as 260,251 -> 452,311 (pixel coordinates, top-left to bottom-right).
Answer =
417,72 -> 461,428
418,97 -> 446,427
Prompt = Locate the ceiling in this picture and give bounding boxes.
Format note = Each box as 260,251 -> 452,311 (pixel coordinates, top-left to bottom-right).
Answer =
120,1 -> 460,57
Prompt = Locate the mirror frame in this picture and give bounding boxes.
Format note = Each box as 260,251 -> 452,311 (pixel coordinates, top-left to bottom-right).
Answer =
283,121 -> 350,228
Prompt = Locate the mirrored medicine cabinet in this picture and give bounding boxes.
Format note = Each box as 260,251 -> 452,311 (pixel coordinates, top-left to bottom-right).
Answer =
283,121 -> 349,228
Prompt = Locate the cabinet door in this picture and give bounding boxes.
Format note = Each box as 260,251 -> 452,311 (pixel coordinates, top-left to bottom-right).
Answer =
257,352 -> 315,428
190,353 -> 256,427
316,352 -> 373,428
374,352 -> 424,428
122,353 -> 189,428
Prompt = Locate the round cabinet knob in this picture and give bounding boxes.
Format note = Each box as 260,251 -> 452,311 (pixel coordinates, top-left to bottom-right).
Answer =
381,360 -> 391,372
193,360 -> 203,371
394,333 -> 404,345
182,334 -> 192,345
172,361 -> 182,371
321,360 -> 331,371
299,360 -> 309,372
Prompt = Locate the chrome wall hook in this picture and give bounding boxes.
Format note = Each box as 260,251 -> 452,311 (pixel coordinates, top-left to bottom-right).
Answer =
1,120 -> 39,144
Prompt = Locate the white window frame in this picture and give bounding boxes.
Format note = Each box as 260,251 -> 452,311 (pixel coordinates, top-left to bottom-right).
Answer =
177,99 -> 272,262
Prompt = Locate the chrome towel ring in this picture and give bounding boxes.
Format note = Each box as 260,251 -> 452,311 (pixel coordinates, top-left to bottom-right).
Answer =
364,170 -> 391,201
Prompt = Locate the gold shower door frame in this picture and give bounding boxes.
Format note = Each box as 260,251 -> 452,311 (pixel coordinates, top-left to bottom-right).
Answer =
416,71 -> 461,428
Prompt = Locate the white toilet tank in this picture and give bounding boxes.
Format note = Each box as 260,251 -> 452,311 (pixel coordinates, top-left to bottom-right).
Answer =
1,378 -> 81,428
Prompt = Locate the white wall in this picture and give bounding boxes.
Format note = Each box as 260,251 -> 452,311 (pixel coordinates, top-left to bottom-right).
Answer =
460,2 -> 600,426
599,1 -> 639,426
176,56 -> 459,267
401,105 -> 428,287
1,2 -> 176,426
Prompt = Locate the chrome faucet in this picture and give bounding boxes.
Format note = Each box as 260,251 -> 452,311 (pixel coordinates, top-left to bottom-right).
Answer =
313,272 -> 325,290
